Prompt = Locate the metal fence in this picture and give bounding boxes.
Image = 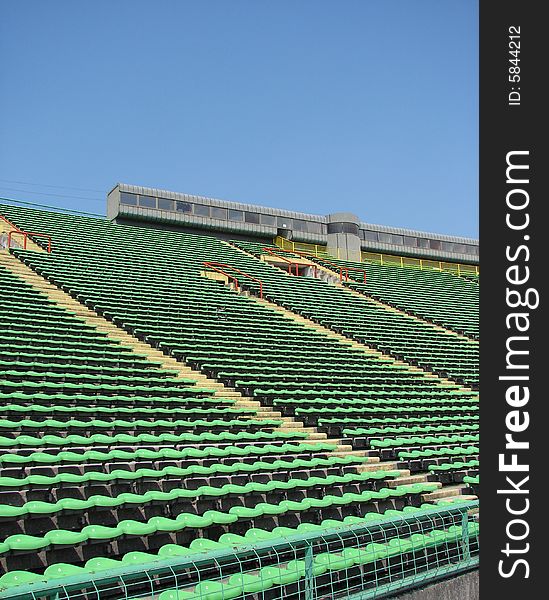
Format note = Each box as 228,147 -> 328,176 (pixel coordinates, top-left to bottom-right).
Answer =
0,501 -> 479,600
274,237 -> 479,277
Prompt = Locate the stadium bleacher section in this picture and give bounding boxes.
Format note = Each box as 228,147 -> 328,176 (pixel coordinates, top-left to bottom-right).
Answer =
0,202 -> 479,598
310,256 -> 478,339
229,240 -> 478,387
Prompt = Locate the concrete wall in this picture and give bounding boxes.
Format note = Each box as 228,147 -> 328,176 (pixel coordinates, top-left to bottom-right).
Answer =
395,570 -> 479,600
326,212 -> 363,262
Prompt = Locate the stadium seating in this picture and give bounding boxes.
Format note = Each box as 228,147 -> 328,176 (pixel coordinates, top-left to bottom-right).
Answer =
2,206 -> 478,386
0,202 -> 479,593
0,204 -> 478,444
229,240 -> 478,386
309,255 -> 479,338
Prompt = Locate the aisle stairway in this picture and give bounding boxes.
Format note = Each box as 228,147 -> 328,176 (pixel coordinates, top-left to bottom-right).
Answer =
230,240 -> 479,387
310,255 -> 479,339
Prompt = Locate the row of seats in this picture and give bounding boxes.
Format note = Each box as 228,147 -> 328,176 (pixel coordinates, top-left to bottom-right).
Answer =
1,479 -> 439,569
230,240 -> 478,386
311,254 -> 478,338
0,498 -> 478,598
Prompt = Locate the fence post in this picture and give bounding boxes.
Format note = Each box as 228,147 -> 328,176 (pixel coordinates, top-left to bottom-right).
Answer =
304,542 -> 315,600
461,511 -> 471,561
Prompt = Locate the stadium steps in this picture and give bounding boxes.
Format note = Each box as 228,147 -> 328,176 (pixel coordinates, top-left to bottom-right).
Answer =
0,251 -> 409,468
434,494 -> 478,504
0,206 -> 479,589
1,207 -> 478,478
421,484 -> 472,502
223,239 -> 355,287
351,289 -> 475,343
310,258 -> 476,344
386,472 -> 432,487
226,240 -> 474,391
252,295 -> 464,392
0,218 -> 44,253
0,251 -> 358,449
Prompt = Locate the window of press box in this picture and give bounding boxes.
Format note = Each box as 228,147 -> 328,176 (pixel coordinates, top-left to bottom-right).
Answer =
403,236 -> 417,247
176,201 -> 192,213
120,192 -> 137,205
158,198 -> 174,211
441,241 -> 455,252
362,230 -> 379,242
307,221 -> 323,234
245,212 -> 260,224
228,209 -> 244,222
138,195 -> 157,208
391,234 -> 404,245
327,222 -> 360,235
292,219 -> 307,231
194,204 -> 210,217
429,239 -> 441,250
211,207 -> 228,220
377,232 -> 392,244
260,214 -> 277,227
417,238 -> 430,249
277,217 -> 293,229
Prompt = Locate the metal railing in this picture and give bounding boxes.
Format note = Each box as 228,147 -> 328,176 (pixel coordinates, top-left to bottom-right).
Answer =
275,236 -> 334,259
0,501 -> 479,600
274,237 -> 479,277
0,214 -> 52,253
262,246 -> 301,275
361,252 -> 479,277
265,246 -> 366,283
7,230 -> 52,253
203,261 -> 264,299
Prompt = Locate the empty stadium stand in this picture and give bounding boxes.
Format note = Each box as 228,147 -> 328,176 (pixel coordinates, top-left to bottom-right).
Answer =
0,202 -> 479,599
229,240 -> 478,387
310,256 -> 478,339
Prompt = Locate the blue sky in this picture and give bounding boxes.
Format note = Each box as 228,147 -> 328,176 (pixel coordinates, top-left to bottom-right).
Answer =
0,1 -> 478,237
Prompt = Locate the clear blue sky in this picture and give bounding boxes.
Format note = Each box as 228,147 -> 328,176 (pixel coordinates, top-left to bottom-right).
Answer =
0,0 -> 478,238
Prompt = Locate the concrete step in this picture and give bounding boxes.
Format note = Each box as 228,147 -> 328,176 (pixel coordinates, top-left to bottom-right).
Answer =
355,461 -> 400,473
433,494 -> 478,504
386,473 -> 433,487
422,484 -> 466,502
331,449 -> 370,457
299,432 -> 328,440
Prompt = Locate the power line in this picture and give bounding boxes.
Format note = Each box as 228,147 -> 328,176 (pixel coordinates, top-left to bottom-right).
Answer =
0,186 -> 104,203
0,178 -> 105,194
0,195 -> 105,217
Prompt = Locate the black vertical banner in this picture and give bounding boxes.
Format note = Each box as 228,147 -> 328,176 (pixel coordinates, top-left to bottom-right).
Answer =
481,0 -> 547,597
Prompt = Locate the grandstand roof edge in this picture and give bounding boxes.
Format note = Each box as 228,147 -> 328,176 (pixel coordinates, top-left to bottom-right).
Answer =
116,183 -> 479,245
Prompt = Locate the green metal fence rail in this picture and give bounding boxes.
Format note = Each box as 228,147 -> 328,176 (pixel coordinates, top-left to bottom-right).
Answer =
0,501 -> 479,600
